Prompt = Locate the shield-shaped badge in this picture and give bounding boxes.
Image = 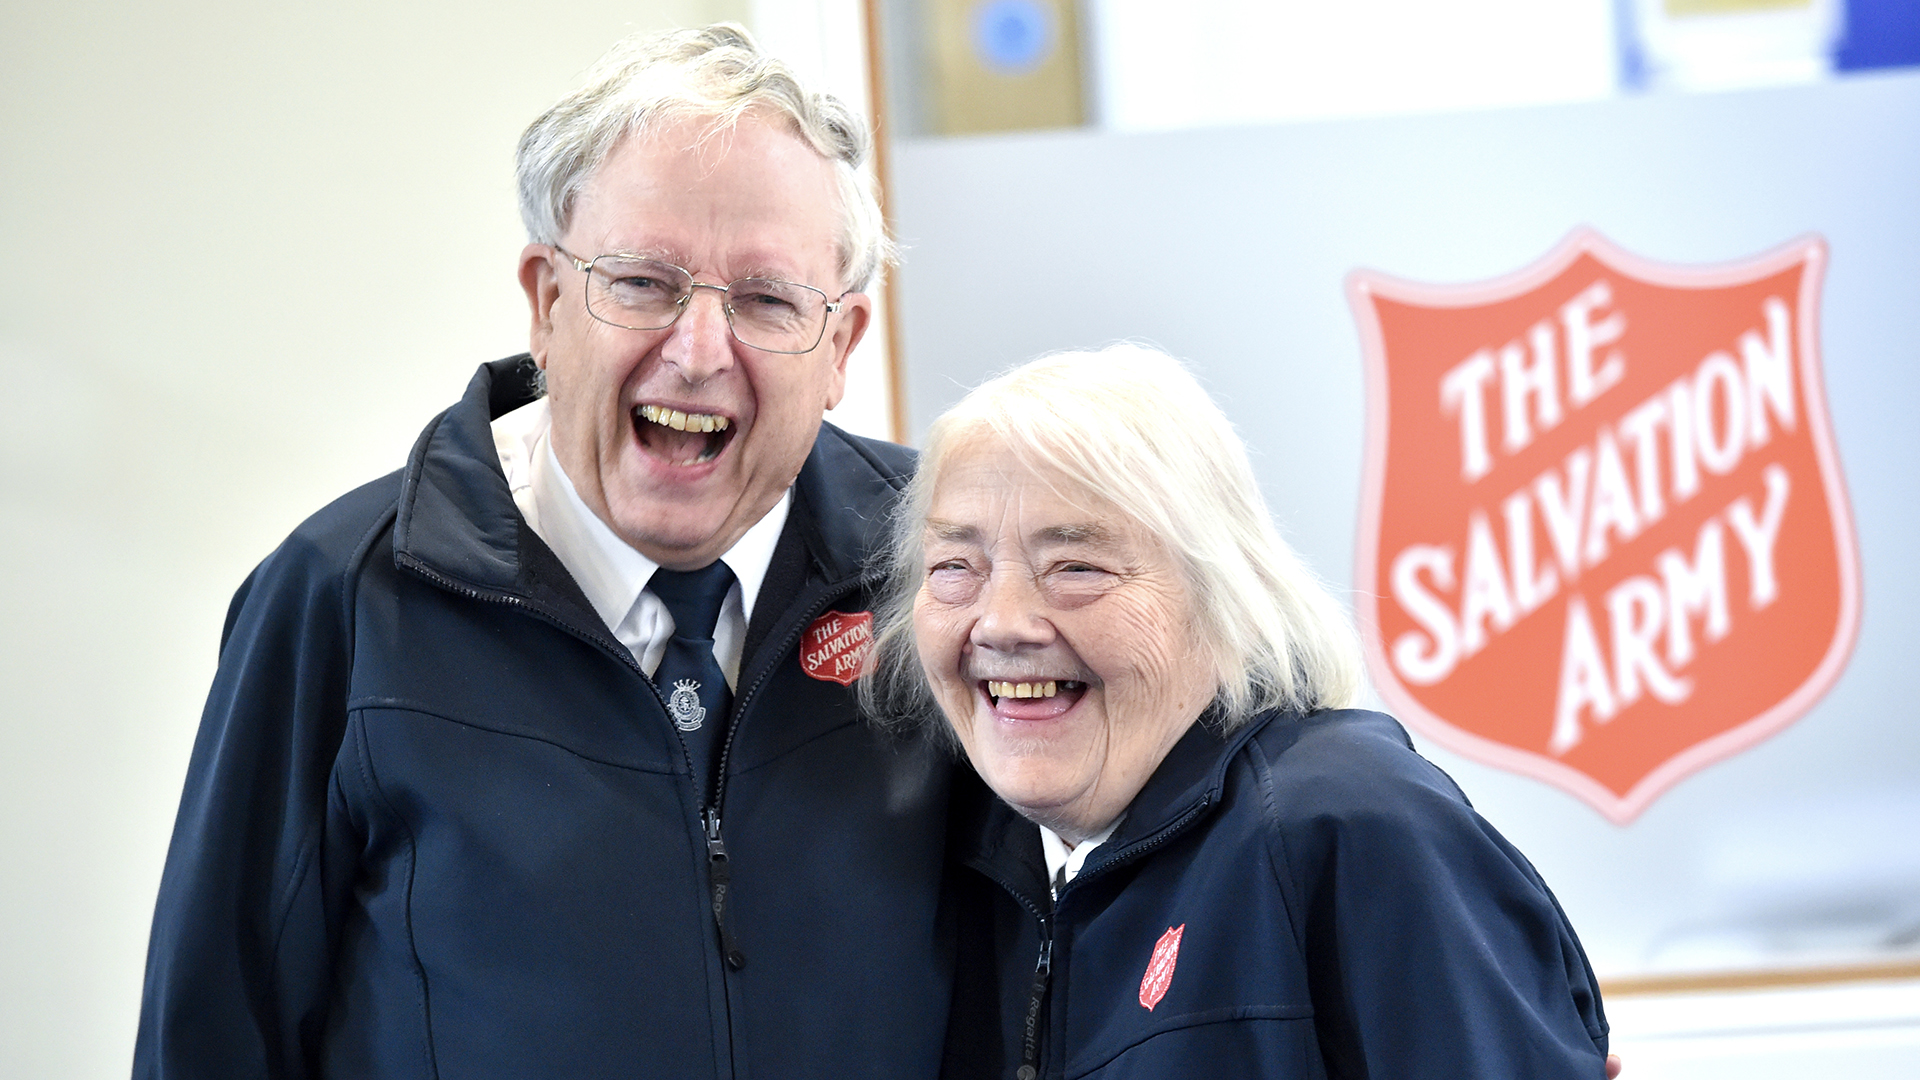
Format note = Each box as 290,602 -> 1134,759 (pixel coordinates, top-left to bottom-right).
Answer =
1349,229 -> 1859,823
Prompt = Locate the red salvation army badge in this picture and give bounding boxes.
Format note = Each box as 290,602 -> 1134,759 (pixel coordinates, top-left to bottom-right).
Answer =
1349,229 -> 1859,823
800,610 -> 875,686
1138,923 -> 1184,1011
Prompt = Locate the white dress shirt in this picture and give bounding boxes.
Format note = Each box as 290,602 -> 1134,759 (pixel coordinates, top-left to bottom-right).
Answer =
1040,816 -> 1123,898
491,398 -> 789,687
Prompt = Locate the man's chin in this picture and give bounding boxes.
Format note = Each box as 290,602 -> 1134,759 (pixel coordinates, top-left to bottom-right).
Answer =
603,494 -> 741,569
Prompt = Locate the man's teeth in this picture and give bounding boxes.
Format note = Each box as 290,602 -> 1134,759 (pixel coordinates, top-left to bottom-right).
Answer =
988,680 -> 1065,700
637,403 -> 729,433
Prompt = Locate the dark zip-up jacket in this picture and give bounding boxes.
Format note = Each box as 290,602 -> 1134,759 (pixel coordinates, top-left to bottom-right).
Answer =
944,708 -> 1608,1079
135,357 -> 953,1079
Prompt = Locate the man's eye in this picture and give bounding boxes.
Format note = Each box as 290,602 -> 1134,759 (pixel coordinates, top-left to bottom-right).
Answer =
611,275 -> 669,292
740,291 -> 798,311
605,276 -> 678,306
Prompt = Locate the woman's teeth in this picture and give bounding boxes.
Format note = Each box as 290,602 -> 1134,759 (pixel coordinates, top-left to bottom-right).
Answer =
987,680 -> 1084,700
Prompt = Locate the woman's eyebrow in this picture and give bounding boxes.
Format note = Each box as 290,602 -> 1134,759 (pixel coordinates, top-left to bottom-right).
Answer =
925,520 -> 980,544
1034,522 -> 1117,546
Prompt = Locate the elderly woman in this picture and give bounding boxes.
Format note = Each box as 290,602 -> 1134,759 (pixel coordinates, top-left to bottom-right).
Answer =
865,344 -> 1611,1078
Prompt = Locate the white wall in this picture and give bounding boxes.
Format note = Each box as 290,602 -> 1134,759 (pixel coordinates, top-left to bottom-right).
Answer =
0,2 -> 890,1075
1087,0 -> 1620,130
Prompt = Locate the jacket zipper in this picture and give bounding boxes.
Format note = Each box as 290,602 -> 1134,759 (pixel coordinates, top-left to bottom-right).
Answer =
1018,926 -> 1053,1080
404,553 -> 875,981
1066,796 -> 1215,891
966,861 -> 1058,1080
398,557 -> 716,951
398,556 -> 708,790
958,793 -> 1218,1080
690,573 -> 880,972
704,807 -> 747,970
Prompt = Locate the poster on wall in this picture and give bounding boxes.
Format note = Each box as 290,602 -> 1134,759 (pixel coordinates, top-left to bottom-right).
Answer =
1349,231 -> 1860,822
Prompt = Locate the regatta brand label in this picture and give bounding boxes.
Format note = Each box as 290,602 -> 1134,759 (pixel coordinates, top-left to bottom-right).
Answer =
1349,230 -> 1859,823
1139,923 -> 1184,1011
800,610 -> 875,686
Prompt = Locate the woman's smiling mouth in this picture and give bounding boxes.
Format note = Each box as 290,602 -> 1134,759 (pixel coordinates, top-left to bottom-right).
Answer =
982,679 -> 1089,720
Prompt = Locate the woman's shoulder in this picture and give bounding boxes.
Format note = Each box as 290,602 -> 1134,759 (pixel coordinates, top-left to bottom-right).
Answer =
1242,708 -> 1489,849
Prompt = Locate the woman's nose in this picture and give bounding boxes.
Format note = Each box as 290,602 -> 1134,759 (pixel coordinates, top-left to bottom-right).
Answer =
970,568 -> 1054,650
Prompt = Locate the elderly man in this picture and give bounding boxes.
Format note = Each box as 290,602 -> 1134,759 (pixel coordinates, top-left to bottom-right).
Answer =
135,26 -> 949,1079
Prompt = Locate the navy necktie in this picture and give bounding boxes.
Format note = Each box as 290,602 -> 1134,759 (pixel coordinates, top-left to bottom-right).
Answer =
648,561 -> 736,798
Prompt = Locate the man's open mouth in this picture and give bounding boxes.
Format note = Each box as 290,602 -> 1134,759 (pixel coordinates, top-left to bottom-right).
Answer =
634,403 -> 734,465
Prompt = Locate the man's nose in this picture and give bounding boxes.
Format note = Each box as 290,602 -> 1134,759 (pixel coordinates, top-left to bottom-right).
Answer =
970,568 -> 1055,651
659,284 -> 736,382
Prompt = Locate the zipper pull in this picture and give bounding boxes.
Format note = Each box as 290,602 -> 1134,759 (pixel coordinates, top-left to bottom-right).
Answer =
1018,930 -> 1053,1080
705,809 -> 746,970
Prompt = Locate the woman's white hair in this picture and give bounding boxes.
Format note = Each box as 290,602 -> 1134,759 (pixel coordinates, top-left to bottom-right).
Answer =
515,23 -> 895,291
864,342 -> 1364,736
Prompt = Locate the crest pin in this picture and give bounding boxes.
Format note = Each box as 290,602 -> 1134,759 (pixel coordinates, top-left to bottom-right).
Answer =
668,678 -> 706,732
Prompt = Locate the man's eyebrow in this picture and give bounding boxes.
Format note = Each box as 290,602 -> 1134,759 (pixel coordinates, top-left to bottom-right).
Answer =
598,243 -> 667,258
599,249 -> 804,284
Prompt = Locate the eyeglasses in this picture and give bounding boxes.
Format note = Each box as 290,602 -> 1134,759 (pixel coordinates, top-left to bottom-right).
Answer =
553,245 -> 848,355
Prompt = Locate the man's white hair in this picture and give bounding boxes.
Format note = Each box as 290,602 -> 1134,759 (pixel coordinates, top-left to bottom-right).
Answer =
515,23 -> 895,291
864,342 -> 1365,736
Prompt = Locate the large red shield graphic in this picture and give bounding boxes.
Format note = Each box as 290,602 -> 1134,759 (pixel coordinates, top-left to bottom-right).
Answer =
1349,229 -> 1859,823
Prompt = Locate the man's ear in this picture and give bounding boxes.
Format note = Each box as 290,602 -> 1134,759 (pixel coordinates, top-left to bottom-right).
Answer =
820,291 -> 873,411
518,243 -> 561,368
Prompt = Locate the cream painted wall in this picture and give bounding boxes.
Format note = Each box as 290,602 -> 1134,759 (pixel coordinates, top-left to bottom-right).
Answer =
0,2 -> 890,1074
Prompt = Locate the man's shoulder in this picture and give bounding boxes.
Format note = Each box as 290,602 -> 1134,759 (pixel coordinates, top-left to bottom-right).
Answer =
242,469 -> 407,602
286,468 -> 407,557
814,422 -> 916,489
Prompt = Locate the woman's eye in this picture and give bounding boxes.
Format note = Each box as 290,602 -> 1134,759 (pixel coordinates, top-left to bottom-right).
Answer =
1045,562 -> 1116,606
1052,560 -> 1112,577
924,561 -> 979,604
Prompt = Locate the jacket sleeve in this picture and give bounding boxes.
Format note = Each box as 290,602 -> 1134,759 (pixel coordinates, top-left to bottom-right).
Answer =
1265,717 -> 1610,1079
133,526 -> 369,1079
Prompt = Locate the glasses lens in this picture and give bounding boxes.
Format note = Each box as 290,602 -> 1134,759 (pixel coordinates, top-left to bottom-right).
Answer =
725,278 -> 825,353
587,257 -> 691,329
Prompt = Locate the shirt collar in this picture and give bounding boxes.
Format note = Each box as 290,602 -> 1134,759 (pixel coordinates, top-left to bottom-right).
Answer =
1039,815 -> 1124,898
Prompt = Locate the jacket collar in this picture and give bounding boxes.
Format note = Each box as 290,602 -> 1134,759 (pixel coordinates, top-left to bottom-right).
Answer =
954,709 -> 1284,907
392,355 -> 907,601
392,356 -> 536,597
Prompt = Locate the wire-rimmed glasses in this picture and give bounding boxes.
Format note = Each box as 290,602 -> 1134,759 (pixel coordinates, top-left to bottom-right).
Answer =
553,244 -> 847,355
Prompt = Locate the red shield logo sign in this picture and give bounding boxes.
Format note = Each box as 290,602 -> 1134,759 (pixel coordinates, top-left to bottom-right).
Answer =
1139,923 -> 1184,1011
1349,229 -> 1859,823
800,610 -> 875,686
